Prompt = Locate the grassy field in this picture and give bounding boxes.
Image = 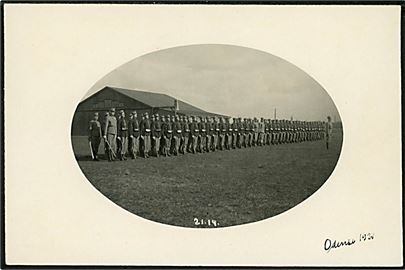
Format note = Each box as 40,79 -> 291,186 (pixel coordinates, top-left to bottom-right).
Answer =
72,129 -> 343,228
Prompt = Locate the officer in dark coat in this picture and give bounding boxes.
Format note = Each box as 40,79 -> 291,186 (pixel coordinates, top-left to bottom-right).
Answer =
88,112 -> 102,161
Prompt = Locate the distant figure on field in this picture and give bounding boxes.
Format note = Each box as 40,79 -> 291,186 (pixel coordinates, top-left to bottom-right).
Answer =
325,116 -> 333,149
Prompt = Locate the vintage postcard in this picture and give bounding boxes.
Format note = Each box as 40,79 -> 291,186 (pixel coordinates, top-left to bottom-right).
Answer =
3,3 -> 402,267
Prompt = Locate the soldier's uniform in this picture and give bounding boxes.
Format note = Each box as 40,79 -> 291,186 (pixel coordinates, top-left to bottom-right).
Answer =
258,118 -> 265,146
103,108 -> 117,161
160,117 -> 168,156
206,117 -> 213,152
88,112 -> 102,161
181,117 -> 190,154
242,119 -> 249,147
152,114 -> 162,157
213,118 -> 220,151
265,119 -> 271,145
231,118 -> 238,149
236,118 -> 242,148
252,118 -> 259,146
173,116 -> 182,156
163,115 -> 173,156
198,117 -> 207,153
219,118 -> 226,150
190,116 -> 199,153
325,117 -> 333,149
141,113 -> 152,158
128,111 -> 140,159
102,112 -> 109,156
247,119 -> 252,147
117,110 -> 129,160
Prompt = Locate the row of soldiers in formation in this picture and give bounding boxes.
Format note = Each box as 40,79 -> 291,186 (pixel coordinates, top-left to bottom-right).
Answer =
88,108 -> 331,161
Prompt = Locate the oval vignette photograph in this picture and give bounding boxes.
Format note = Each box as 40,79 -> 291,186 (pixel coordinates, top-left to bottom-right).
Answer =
71,44 -> 343,228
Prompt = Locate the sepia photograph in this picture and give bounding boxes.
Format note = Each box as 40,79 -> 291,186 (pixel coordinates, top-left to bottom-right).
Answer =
71,44 -> 343,228
4,4 -> 402,267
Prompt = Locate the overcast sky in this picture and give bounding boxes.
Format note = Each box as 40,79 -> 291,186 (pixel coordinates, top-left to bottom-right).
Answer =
85,44 -> 340,121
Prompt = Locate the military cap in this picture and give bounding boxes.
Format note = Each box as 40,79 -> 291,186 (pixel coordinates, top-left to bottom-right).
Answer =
144,112 -> 149,116
94,112 -> 99,116
110,108 -> 116,112
119,109 -> 124,114
104,112 -> 109,116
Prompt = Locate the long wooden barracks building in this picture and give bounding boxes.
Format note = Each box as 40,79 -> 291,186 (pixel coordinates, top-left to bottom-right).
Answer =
71,86 -> 227,136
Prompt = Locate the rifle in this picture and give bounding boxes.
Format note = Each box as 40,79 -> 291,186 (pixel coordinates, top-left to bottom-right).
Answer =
104,138 -> 117,159
88,140 -> 95,160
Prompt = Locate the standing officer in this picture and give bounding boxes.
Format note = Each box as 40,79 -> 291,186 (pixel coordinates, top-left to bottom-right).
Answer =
140,112 -> 152,158
103,108 -> 117,161
128,111 -> 140,159
88,112 -> 102,161
152,114 -> 162,157
117,110 -> 129,160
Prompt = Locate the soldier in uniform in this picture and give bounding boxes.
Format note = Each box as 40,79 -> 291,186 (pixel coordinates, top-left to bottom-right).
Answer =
219,117 -> 226,150
325,116 -> 333,149
102,112 -> 109,156
264,119 -> 271,145
236,118 -> 242,148
197,116 -> 205,153
103,108 -> 117,161
258,117 -> 265,146
242,118 -> 249,147
152,114 -> 162,157
140,112 -> 152,158
88,112 -> 102,161
224,118 -> 232,150
117,110 -> 129,160
212,117 -> 220,151
128,111 -> 140,159
160,116 -> 168,157
164,115 -> 173,156
150,114 -> 156,152
173,115 -> 182,156
248,118 -> 251,147
190,116 -> 199,154
180,116 -> 190,154
231,118 -> 238,149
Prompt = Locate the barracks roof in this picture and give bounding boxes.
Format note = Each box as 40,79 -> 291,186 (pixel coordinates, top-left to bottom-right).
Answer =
82,86 -> 227,117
